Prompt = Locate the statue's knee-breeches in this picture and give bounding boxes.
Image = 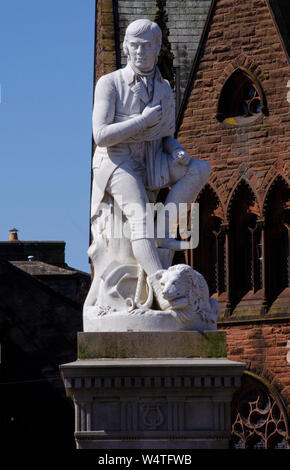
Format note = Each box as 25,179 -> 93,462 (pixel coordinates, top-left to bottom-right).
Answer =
186,158 -> 211,187
123,202 -> 150,241
107,165 -> 151,241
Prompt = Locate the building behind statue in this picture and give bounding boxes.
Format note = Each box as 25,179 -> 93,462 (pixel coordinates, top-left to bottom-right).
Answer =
0,230 -> 90,450
93,0 -> 290,448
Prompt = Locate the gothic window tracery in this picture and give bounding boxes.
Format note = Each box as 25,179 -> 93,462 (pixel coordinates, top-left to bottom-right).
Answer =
231,374 -> 289,449
217,68 -> 266,126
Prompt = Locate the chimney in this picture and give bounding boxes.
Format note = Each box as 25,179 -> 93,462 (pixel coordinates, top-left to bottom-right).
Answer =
9,228 -> 19,241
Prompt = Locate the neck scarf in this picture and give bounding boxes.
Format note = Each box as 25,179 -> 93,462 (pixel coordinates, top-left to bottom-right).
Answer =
129,61 -> 155,101
129,60 -> 156,77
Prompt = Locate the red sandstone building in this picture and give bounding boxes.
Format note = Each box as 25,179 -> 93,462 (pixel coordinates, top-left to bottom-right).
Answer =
93,0 -> 290,448
177,0 -> 290,449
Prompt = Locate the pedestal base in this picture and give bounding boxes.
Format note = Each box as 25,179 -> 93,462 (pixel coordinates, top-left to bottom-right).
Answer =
60,332 -> 245,449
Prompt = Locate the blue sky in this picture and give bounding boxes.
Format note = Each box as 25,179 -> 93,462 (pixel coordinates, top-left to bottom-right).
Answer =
0,0 -> 95,273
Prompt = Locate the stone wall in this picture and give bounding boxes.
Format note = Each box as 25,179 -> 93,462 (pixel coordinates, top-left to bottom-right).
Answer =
94,0 -> 117,83
176,0 -> 290,431
177,0 -> 290,204
166,0 -> 211,104
223,323 -> 290,420
176,0 -> 290,320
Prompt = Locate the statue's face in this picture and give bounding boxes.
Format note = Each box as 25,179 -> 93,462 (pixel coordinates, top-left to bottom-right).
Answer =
126,29 -> 158,72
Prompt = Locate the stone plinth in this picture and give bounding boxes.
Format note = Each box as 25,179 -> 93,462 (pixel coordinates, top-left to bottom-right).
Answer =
77,331 -> 227,359
60,331 -> 245,449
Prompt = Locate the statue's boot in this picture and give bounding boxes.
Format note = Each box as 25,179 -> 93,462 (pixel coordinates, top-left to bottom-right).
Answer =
156,247 -> 174,269
131,239 -> 170,310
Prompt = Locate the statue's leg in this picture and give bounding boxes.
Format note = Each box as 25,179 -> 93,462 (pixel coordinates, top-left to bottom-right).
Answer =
166,157 -> 211,205
106,165 -> 163,274
106,165 -> 170,310
156,158 -> 211,251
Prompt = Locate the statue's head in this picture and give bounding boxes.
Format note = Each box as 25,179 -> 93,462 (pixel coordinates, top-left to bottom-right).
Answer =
123,19 -> 162,73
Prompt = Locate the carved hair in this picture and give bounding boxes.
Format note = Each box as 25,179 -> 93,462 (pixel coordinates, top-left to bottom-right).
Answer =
123,19 -> 162,57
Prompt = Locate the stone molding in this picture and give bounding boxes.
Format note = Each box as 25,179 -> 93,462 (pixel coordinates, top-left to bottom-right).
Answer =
63,372 -> 242,391
61,356 -> 245,449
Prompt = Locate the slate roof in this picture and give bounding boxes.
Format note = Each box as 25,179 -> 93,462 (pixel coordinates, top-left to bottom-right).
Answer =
10,260 -> 81,277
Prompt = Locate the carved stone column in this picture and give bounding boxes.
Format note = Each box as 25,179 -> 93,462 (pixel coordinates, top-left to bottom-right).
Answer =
221,223 -> 231,316
258,219 -> 268,315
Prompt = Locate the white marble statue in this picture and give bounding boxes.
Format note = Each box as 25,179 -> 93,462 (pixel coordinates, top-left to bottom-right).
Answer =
84,19 -> 218,331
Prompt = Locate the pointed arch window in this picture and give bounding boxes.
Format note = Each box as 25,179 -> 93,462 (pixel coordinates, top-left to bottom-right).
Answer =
264,177 -> 290,306
228,180 -> 261,310
217,68 -> 267,126
187,185 -> 226,296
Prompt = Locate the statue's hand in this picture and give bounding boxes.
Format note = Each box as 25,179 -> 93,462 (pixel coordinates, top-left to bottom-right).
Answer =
172,149 -> 191,166
142,104 -> 162,128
